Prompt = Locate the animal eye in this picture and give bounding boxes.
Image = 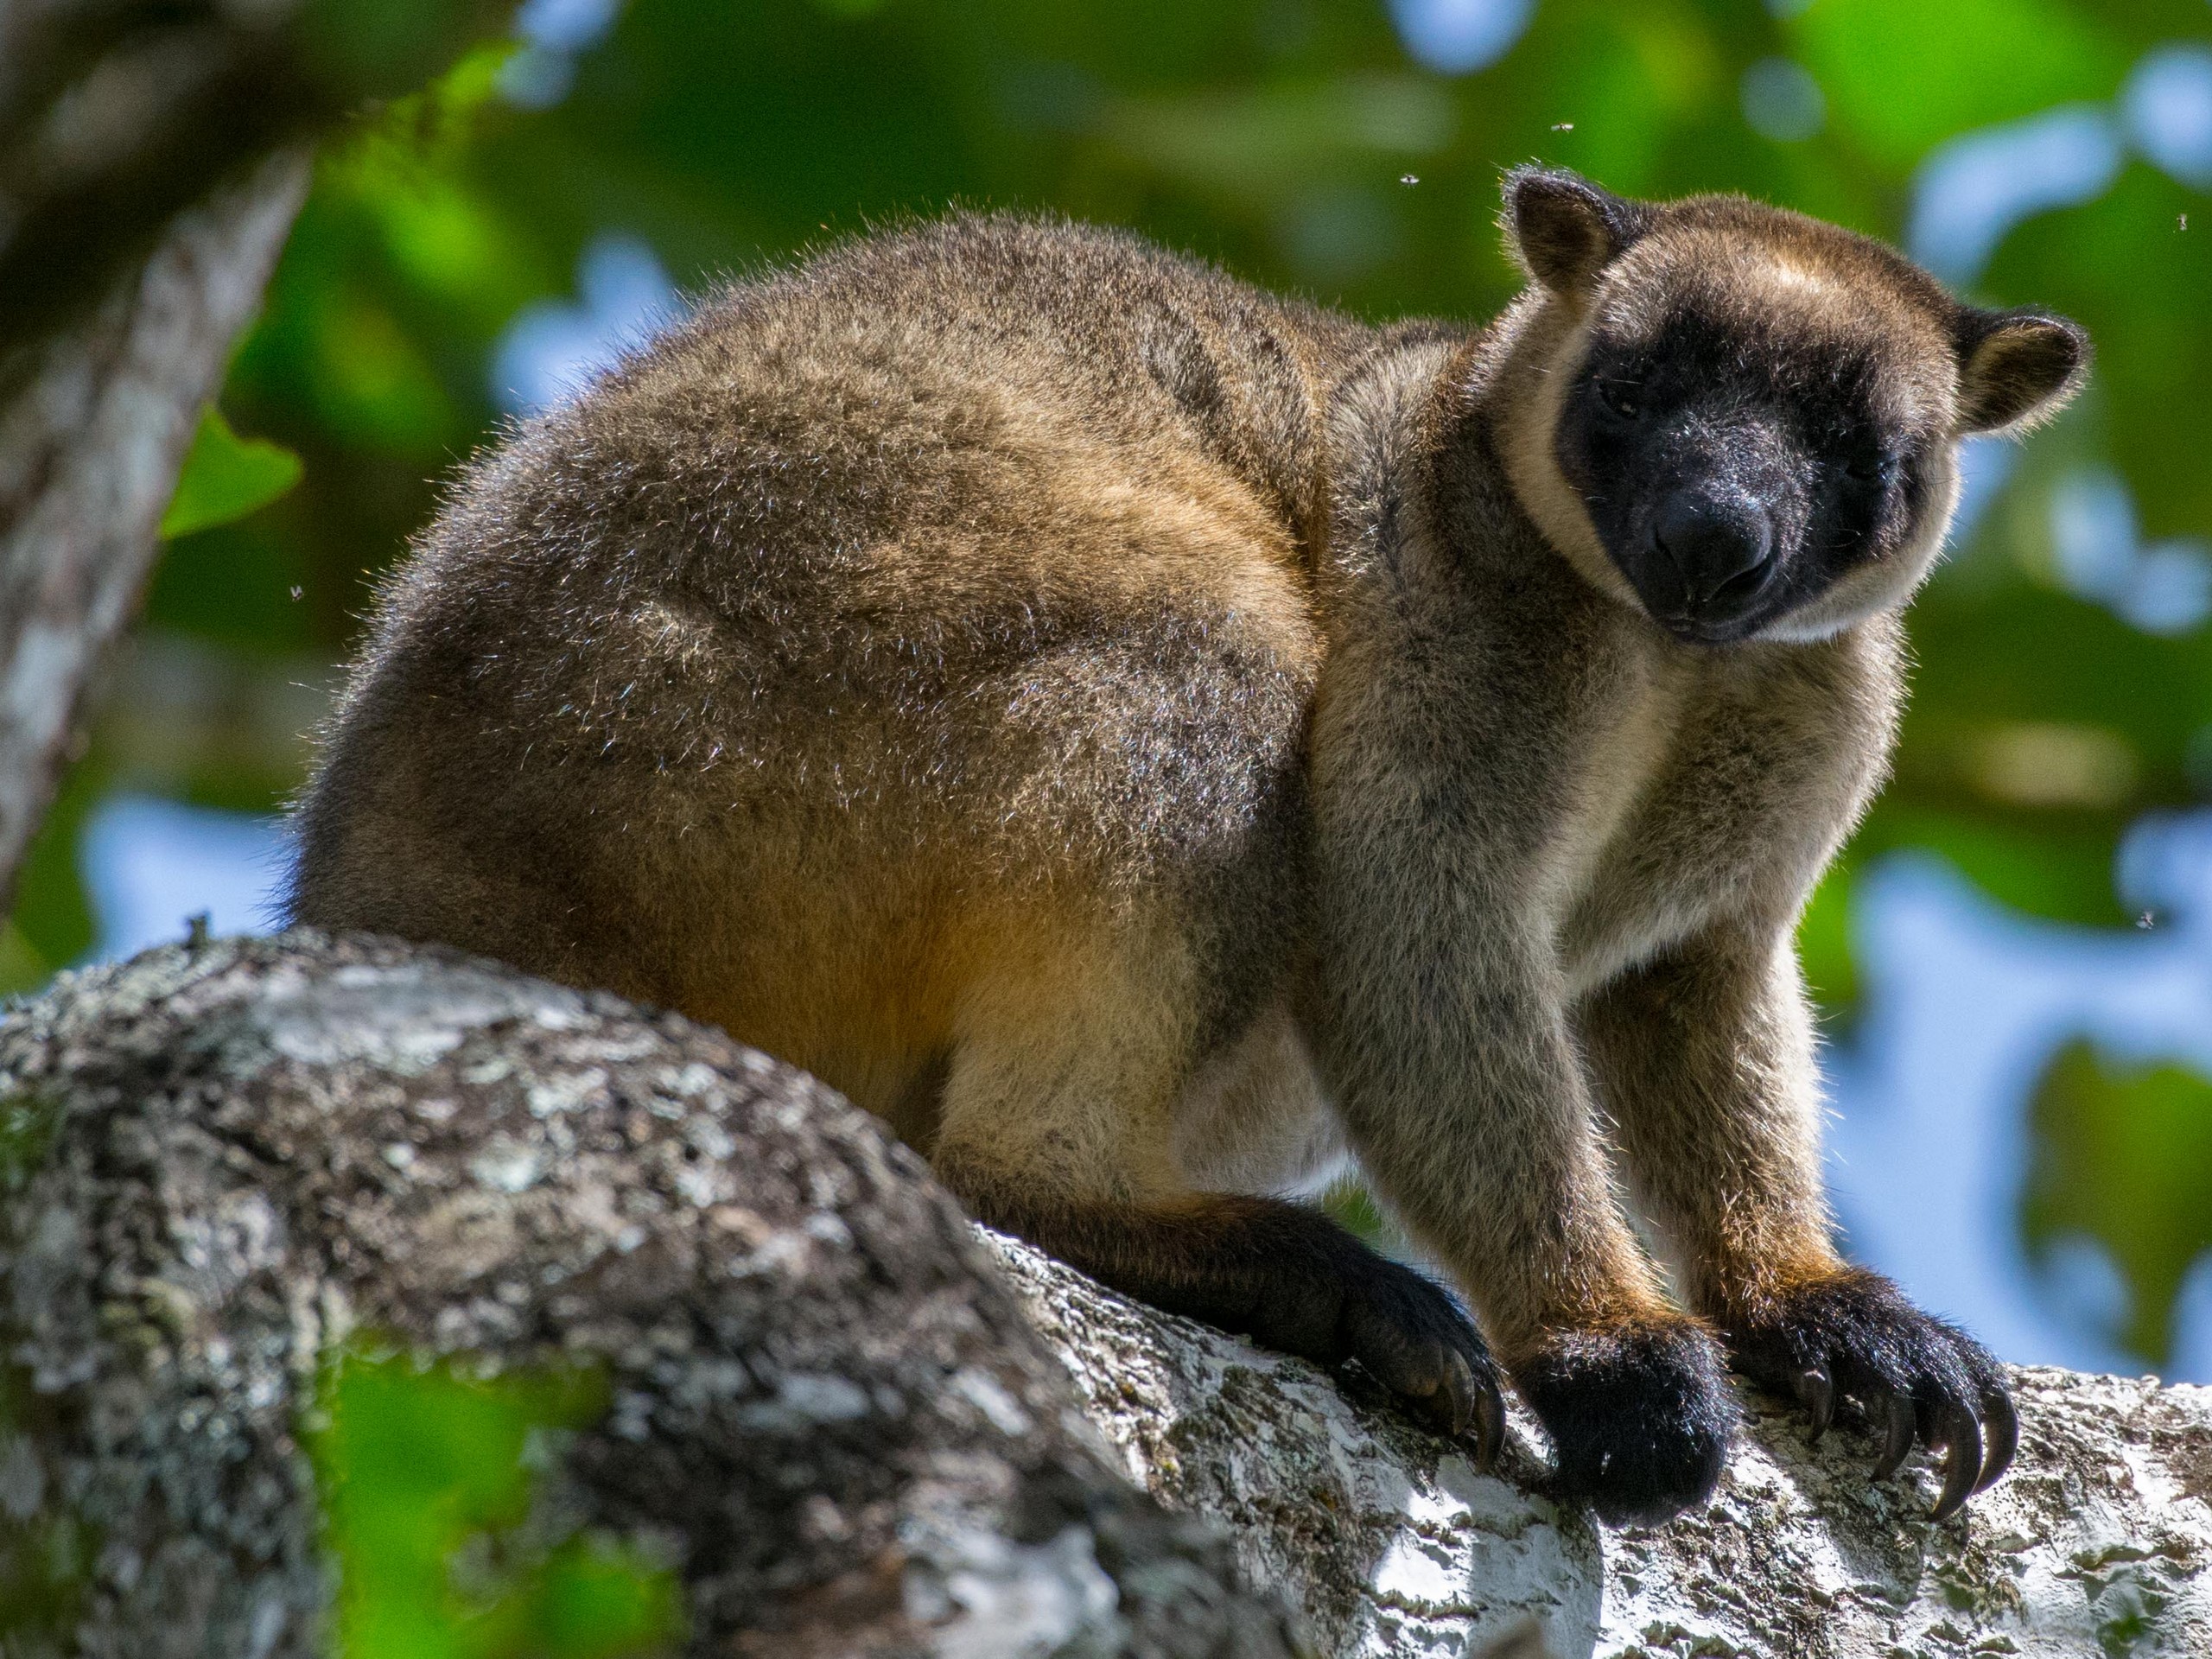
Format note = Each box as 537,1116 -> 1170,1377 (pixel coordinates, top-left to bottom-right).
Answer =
1596,379 -> 1642,419
1845,450 -> 1897,483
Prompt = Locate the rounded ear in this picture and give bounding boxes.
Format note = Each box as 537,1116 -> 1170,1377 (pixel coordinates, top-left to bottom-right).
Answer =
1501,167 -> 1649,299
1955,308 -> 2091,434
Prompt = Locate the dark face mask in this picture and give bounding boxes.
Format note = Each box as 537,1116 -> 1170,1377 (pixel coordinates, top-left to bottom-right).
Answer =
1554,324 -> 1923,646
1499,167 -> 2088,645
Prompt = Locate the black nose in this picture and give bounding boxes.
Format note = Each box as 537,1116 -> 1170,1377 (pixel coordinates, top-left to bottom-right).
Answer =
1650,493 -> 1774,614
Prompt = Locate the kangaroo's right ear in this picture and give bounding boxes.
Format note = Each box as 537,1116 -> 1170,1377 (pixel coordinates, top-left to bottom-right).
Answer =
1952,307 -> 2091,435
1503,167 -> 1649,301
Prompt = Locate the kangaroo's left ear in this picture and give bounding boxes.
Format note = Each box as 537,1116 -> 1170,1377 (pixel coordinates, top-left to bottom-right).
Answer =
1954,307 -> 2090,434
1501,166 -> 1651,302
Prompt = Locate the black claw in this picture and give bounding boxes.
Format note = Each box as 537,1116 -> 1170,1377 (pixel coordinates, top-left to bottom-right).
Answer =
1471,1369 -> 1506,1472
1931,1402 -> 1982,1522
1433,1349 -> 1475,1440
1872,1392 -> 1916,1483
1302,1227 -> 1501,1444
1720,1269 -> 2018,1517
1794,1364 -> 1834,1440
1975,1383 -> 2018,1493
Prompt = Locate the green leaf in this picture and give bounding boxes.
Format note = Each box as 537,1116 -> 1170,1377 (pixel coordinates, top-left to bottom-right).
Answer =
2024,1040 -> 2212,1366
159,406 -> 303,541
312,1351 -> 681,1659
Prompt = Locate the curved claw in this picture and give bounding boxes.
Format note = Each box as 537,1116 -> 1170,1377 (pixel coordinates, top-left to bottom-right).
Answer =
1931,1403 -> 1984,1522
1725,1269 -> 2016,1518
1427,1350 -> 1477,1440
1793,1364 -> 1834,1440
1872,1392 -> 1916,1483
1471,1366 -> 1507,1473
1975,1384 -> 2018,1494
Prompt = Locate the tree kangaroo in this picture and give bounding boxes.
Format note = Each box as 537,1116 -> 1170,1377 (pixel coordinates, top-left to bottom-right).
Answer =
290,168 -> 2087,1522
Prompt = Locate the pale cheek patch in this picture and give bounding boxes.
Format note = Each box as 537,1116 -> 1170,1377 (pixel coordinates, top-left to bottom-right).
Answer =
1497,320 -> 1646,612
1764,445 -> 1962,643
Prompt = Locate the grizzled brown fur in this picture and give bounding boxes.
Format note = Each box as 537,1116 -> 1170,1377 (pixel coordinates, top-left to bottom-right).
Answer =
290,171 -> 2086,1522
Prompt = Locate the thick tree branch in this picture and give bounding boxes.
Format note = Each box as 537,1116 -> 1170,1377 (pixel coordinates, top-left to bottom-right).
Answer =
1,931 -> 2208,1655
995,1236 -> 2212,1656
0,0 -> 510,350
0,931 -> 1296,1656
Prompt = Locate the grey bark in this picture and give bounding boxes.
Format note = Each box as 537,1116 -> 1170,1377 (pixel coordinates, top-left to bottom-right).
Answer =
0,930 -> 1295,1657
0,930 -> 2207,1657
995,1239 -> 2212,1658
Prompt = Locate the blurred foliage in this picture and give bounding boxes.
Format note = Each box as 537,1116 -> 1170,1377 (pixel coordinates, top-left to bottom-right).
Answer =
6,0 -> 2212,1619
313,1351 -> 681,1658
2025,1042 -> 2212,1367
1793,0 -> 2124,168
1323,1172 -> 1394,1249
17,0 -> 2201,974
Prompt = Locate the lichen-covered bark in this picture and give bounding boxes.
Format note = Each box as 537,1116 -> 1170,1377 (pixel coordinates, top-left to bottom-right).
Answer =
0,931 -> 1295,1657
0,931 -> 2206,1658
993,1232 -> 2212,1658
